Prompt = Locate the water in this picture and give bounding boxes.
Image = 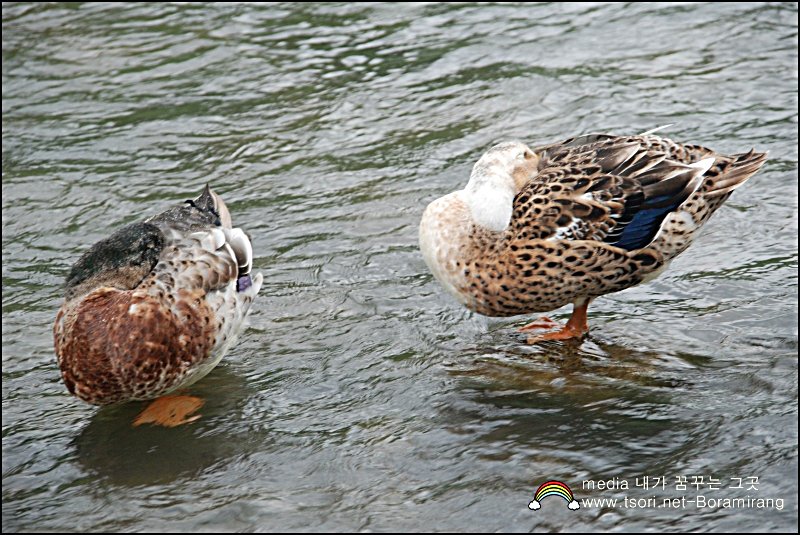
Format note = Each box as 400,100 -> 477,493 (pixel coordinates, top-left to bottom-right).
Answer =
2,2 -> 797,532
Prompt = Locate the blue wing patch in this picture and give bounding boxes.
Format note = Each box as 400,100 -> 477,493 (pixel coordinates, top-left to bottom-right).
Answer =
611,194 -> 681,251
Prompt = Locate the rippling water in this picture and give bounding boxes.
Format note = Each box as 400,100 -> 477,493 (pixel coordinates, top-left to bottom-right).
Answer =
3,2 -> 798,532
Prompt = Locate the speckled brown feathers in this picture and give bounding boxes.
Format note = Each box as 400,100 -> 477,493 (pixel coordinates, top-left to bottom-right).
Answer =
54,186 -> 263,405
419,132 -> 767,332
54,286 -> 215,404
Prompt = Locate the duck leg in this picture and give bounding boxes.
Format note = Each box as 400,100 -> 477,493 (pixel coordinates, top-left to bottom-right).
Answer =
526,299 -> 591,343
133,394 -> 205,428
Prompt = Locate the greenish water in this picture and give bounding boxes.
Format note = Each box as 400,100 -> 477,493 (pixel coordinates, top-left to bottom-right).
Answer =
2,2 -> 797,532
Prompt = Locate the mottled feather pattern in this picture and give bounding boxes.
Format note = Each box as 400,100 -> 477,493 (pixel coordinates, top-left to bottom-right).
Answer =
511,164 -> 638,243
54,285 -> 216,404
420,132 -> 767,324
136,231 -> 258,376
454,222 -> 657,317
54,186 -> 262,405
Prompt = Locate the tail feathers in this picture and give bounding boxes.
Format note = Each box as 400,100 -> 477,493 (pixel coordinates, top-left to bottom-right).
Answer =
706,149 -> 768,198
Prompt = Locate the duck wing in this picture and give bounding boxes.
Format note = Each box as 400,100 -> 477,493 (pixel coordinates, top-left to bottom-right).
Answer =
513,134 -> 715,251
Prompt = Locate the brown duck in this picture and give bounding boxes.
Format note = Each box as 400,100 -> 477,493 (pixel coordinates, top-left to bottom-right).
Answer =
54,186 -> 262,425
419,130 -> 767,342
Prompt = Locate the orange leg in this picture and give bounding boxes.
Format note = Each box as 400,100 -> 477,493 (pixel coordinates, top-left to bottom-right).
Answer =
518,316 -> 559,332
526,300 -> 591,344
133,394 -> 205,428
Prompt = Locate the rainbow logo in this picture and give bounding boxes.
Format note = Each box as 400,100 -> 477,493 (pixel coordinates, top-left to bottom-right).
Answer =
528,480 -> 580,511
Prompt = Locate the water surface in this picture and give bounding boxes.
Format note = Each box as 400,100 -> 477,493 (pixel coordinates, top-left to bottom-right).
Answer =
2,2 -> 798,532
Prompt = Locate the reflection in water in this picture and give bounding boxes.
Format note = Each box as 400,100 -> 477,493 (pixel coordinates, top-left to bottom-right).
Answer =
450,334 -> 693,389
444,335 -> 693,468
438,338 -> 780,531
73,367 -> 264,487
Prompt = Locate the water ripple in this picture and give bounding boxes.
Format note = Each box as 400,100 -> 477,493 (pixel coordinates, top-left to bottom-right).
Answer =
3,2 -> 797,532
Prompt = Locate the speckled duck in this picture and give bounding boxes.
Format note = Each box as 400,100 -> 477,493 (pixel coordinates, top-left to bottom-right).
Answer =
419,130 -> 766,342
54,185 -> 262,425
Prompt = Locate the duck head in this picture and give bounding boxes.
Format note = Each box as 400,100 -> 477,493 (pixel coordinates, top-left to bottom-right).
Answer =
463,141 -> 539,232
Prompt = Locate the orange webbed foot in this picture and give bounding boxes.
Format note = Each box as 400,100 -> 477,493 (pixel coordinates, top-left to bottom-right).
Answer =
517,316 -> 559,332
133,395 -> 205,428
525,323 -> 588,344
522,300 -> 591,344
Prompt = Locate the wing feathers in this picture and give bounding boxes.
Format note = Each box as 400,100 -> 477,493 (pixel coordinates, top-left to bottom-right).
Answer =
514,134 -> 749,251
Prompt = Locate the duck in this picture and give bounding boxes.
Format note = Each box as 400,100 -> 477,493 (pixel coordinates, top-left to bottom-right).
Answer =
419,130 -> 767,342
54,185 -> 263,426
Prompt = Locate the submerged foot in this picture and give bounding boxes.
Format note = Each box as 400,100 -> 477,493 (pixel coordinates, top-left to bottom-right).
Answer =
517,316 -> 559,332
525,323 -> 589,344
522,301 -> 591,344
133,395 -> 205,428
